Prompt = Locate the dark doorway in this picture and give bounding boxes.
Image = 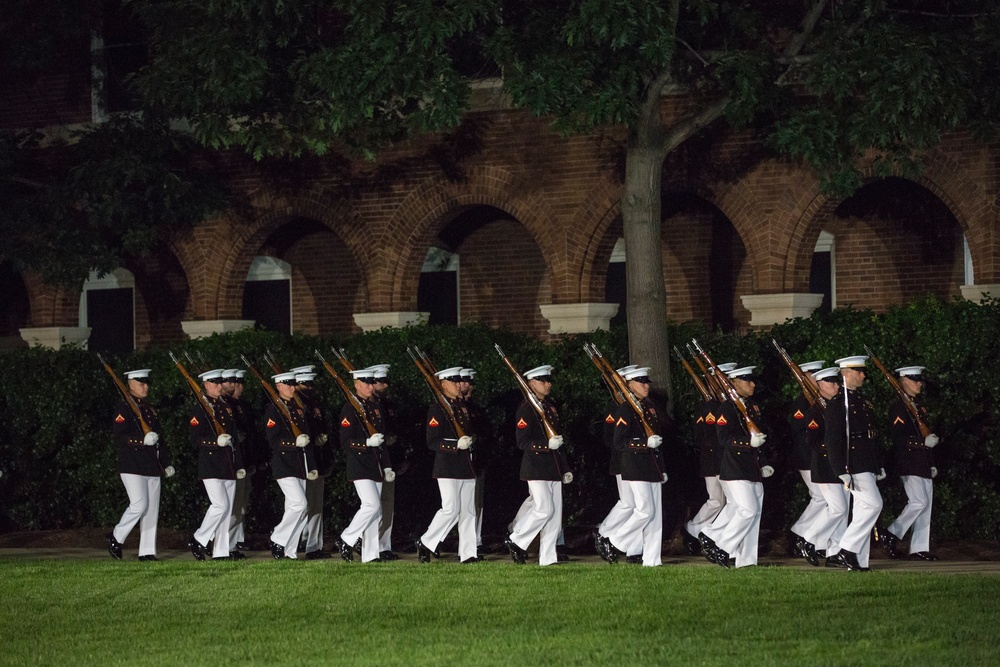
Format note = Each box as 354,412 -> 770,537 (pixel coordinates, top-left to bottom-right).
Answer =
243,280 -> 291,333
605,261 -> 627,327
87,287 -> 134,353
418,272 -> 458,325
809,251 -> 832,313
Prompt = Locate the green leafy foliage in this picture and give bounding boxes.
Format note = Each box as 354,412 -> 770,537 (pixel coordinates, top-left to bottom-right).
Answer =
2,299 -> 998,544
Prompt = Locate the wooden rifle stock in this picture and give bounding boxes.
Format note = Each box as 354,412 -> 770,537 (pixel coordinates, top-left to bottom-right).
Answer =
583,343 -> 625,405
863,345 -> 932,440
771,339 -> 823,408
585,343 -> 657,438
406,346 -> 467,438
332,348 -> 356,373
314,351 -> 378,436
494,344 -> 559,439
690,339 -> 763,437
241,356 -> 304,438
672,346 -> 712,402
170,352 -> 226,436
96,353 -> 151,434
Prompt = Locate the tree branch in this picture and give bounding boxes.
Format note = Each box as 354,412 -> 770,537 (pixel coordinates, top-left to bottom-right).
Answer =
660,96 -> 730,159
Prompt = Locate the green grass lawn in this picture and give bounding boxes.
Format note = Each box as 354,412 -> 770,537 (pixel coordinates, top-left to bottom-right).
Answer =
1,559 -> 997,666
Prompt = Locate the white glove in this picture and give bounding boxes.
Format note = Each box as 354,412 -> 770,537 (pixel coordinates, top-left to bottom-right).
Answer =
143,431 -> 159,446
295,434 -> 311,448
925,434 -> 939,448
761,465 -> 774,478
750,433 -> 767,448
306,469 -> 318,481
236,468 -> 246,480
562,472 -> 573,484
457,436 -> 473,450
876,467 -> 887,481
366,433 -> 384,448
164,466 -> 175,478
931,466 -> 938,478
384,468 -> 396,482
839,473 -> 852,487
661,472 -> 668,483
548,436 -> 563,450
216,434 -> 232,448
319,433 -> 329,445
646,435 -> 663,449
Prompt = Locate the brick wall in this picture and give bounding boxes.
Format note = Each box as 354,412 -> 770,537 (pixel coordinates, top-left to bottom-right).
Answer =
285,229 -> 366,334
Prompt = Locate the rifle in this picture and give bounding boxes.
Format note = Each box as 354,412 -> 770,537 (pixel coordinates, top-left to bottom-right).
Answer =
241,356 -> 304,438
184,351 -> 204,376
584,343 -> 657,439
863,345 -> 932,439
686,343 -> 727,402
406,346 -> 467,438
583,342 -> 625,405
690,339 -> 763,437
332,348 -> 356,373
495,345 -> 559,439
169,352 -> 225,436
672,346 -> 712,403
314,350 -> 378,437
96,353 -> 151,434
263,349 -> 307,410
771,339 -> 823,408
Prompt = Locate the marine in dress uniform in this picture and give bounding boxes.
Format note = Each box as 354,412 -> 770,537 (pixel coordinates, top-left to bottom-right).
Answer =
595,365 -> 639,560
188,369 -> 246,561
505,365 -> 572,566
683,362 -> 737,556
106,369 -> 174,561
701,366 -> 772,568
337,368 -> 392,563
291,366 -> 333,560
787,361 -> 829,557
264,371 -> 317,560
416,367 -> 479,564
801,367 -> 851,567
461,368 -> 491,556
883,365 -> 940,561
371,364 -> 402,560
222,369 -> 253,556
599,367 -> 666,567
825,355 -> 885,571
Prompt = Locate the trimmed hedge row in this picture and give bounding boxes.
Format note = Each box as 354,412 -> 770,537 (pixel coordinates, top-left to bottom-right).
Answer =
1,297 -> 997,545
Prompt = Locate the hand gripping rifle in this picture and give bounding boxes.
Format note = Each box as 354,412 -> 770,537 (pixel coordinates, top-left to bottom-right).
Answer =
672,346 -> 712,403
690,339 -> 763,437
771,339 -> 824,408
406,346 -> 467,438
863,344 -> 932,440
584,343 -> 657,439
170,352 -> 225,436
686,343 -> 727,402
314,350 -> 379,437
97,353 -> 152,434
583,342 -> 625,405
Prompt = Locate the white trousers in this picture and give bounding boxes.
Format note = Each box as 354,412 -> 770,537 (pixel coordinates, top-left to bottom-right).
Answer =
599,475 -> 637,555
475,474 -> 486,547
510,480 -> 563,566
808,483 -> 850,555
341,479 -> 383,562
302,476 -> 325,553
511,494 -> 566,547
888,475 -> 933,554
114,474 -> 161,557
420,478 -> 477,562
195,479 -> 235,558
704,480 -> 763,568
228,469 -> 253,546
609,480 -> 662,566
378,479 -> 395,552
839,472 -> 883,568
791,469 -> 828,540
685,475 -> 727,538
271,477 -> 308,559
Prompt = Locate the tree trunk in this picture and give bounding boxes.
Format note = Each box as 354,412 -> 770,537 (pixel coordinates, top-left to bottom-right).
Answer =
622,138 -> 673,413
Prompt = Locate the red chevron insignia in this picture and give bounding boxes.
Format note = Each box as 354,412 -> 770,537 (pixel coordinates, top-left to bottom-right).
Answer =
429,417 -> 439,427
190,417 -> 199,427
266,418 -> 277,429
341,417 -> 351,428
516,418 -> 528,429
793,409 -> 805,419
807,420 -> 819,430
114,414 -> 125,424
716,415 -> 728,426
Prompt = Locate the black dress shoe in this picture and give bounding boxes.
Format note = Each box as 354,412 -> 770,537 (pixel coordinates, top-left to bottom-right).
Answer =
880,529 -> 901,559
556,552 -> 569,563
714,547 -> 732,568
336,538 -> 354,562
603,537 -> 622,565
595,533 -> 610,562
352,538 -> 363,556
269,541 -> 285,560
379,551 -> 400,561
415,540 -> 432,564
625,555 -> 643,565
105,533 -> 123,561
682,530 -> 702,556
825,552 -> 847,568
189,537 -> 207,561
137,555 -> 159,562
305,550 -> 333,560
792,533 -> 807,558
841,550 -> 869,571
504,536 -> 527,565
802,541 -> 820,567
461,557 -> 481,564
212,555 -> 232,561
228,551 -> 247,560
698,531 -> 717,552
909,551 -> 939,561
235,542 -> 248,551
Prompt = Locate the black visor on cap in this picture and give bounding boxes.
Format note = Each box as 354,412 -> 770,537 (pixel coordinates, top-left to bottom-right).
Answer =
818,376 -> 840,384
131,377 -> 150,384
901,374 -> 924,382
442,375 -> 462,383
277,379 -> 297,386
630,375 -> 650,384
530,375 -> 553,383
